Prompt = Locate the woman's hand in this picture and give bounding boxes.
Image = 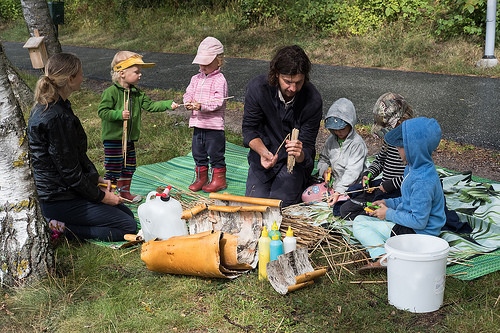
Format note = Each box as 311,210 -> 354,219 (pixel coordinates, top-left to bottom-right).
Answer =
98,177 -> 112,191
101,189 -> 123,206
261,151 -> 278,169
171,102 -> 179,109
122,109 -> 130,120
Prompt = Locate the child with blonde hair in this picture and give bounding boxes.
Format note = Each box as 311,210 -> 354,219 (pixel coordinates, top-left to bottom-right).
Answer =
183,37 -> 228,192
98,51 -> 178,203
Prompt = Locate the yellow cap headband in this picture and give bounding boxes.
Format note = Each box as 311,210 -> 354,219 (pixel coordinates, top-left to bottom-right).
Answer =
113,55 -> 155,72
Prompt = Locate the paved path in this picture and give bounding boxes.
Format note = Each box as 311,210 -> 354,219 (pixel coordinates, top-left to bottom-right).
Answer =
4,41 -> 499,149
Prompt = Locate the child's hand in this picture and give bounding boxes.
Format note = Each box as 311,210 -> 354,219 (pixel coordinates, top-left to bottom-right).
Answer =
171,102 -> 179,110
327,192 -> 340,206
185,102 -> 201,111
362,175 -> 374,192
122,109 -> 130,120
367,203 -> 388,220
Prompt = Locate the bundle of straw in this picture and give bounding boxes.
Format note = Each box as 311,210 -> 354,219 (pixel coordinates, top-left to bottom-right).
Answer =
287,128 -> 299,173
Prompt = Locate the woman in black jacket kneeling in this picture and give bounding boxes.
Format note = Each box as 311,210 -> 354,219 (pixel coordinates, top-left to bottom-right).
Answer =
28,53 -> 137,241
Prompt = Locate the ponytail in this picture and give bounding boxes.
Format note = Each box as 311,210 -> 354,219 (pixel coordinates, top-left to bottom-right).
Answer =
34,53 -> 82,107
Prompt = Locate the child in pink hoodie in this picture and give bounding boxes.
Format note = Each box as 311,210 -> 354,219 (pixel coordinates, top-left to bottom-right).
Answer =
183,37 -> 228,192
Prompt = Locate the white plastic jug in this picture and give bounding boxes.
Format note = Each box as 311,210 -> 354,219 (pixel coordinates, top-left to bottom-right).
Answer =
137,186 -> 188,242
380,234 -> 450,313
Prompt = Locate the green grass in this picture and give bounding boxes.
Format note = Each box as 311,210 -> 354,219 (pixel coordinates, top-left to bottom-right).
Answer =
2,240 -> 499,332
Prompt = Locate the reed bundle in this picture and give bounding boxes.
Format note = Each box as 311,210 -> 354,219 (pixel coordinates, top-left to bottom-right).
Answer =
287,128 -> 299,173
279,213 -> 370,280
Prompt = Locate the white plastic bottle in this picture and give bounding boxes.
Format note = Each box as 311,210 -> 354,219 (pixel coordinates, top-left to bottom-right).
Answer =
283,226 -> 297,254
137,186 -> 188,242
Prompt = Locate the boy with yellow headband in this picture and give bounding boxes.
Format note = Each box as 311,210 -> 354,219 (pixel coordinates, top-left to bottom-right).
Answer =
98,51 -> 178,203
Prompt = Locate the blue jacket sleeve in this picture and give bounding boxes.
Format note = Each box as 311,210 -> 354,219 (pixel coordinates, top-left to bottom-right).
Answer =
385,179 -> 433,231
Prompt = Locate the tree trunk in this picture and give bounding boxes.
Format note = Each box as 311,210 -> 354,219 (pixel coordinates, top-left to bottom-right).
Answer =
0,50 -> 34,114
20,0 -> 62,58
0,43 -> 53,288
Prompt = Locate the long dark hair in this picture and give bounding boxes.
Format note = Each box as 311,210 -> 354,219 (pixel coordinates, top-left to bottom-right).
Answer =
268,45 -> 311,86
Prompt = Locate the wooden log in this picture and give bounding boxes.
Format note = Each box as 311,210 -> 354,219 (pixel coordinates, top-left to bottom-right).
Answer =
181,203 -> 208,219
209,192 -> 282,207
295,268 -> 327,284
287,280 -> 314,293
208,205 -> 269,213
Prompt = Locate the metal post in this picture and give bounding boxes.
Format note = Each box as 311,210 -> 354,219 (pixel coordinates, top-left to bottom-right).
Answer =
477,0 -> 498,67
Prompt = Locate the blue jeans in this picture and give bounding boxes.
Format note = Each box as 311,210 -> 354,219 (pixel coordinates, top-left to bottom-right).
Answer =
41,198 -> 137,241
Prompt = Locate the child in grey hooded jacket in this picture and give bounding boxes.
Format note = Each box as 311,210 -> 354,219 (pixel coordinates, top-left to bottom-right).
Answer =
302,98 -> 367,205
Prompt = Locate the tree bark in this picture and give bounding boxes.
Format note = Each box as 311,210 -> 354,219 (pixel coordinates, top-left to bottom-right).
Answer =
0,50 -> 34,113
0,43 -> 53,288
20,0 -> 62,58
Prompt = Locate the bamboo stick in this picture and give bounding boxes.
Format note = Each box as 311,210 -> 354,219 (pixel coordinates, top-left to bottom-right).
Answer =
446,272 -> 467,277
209,192 -> 282,207
287,280 -> 314,293
122,89 -> 130,165
207,205 -> 270,213
181,203 -> 208,219
275,133 -> 290,155
447,259 -> 474,267
294,268 -> 327,284
120,247 -> 139,257
449,251 -> 500,256
178,96 -> 234,107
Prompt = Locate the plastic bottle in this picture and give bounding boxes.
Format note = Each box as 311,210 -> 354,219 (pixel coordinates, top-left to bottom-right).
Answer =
283,226 -> 297,254
269,234 -> 284,261
268,221 -> 282,240
258,227 -> 271,280
137,186 -> 188,242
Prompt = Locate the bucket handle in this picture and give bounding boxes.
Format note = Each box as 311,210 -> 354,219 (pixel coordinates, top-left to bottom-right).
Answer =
379,252 -> 390,267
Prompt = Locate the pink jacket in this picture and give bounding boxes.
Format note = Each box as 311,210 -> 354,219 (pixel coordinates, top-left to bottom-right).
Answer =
183,68 -> 227,130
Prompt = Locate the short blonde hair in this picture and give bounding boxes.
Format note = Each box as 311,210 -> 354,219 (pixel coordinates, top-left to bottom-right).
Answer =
110,50 -> 140,82
34,53 -> 82,106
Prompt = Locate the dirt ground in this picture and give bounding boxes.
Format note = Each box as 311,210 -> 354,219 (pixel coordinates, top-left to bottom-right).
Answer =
85,79 -> 500,182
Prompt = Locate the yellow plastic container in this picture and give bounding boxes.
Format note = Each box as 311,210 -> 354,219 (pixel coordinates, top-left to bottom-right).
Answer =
258,226 -> 271,280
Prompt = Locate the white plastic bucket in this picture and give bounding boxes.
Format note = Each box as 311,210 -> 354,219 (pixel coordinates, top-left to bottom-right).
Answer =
380,234 -> 449,313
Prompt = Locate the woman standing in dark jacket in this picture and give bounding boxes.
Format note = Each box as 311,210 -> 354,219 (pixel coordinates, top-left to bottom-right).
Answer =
28,53 -> 137,241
